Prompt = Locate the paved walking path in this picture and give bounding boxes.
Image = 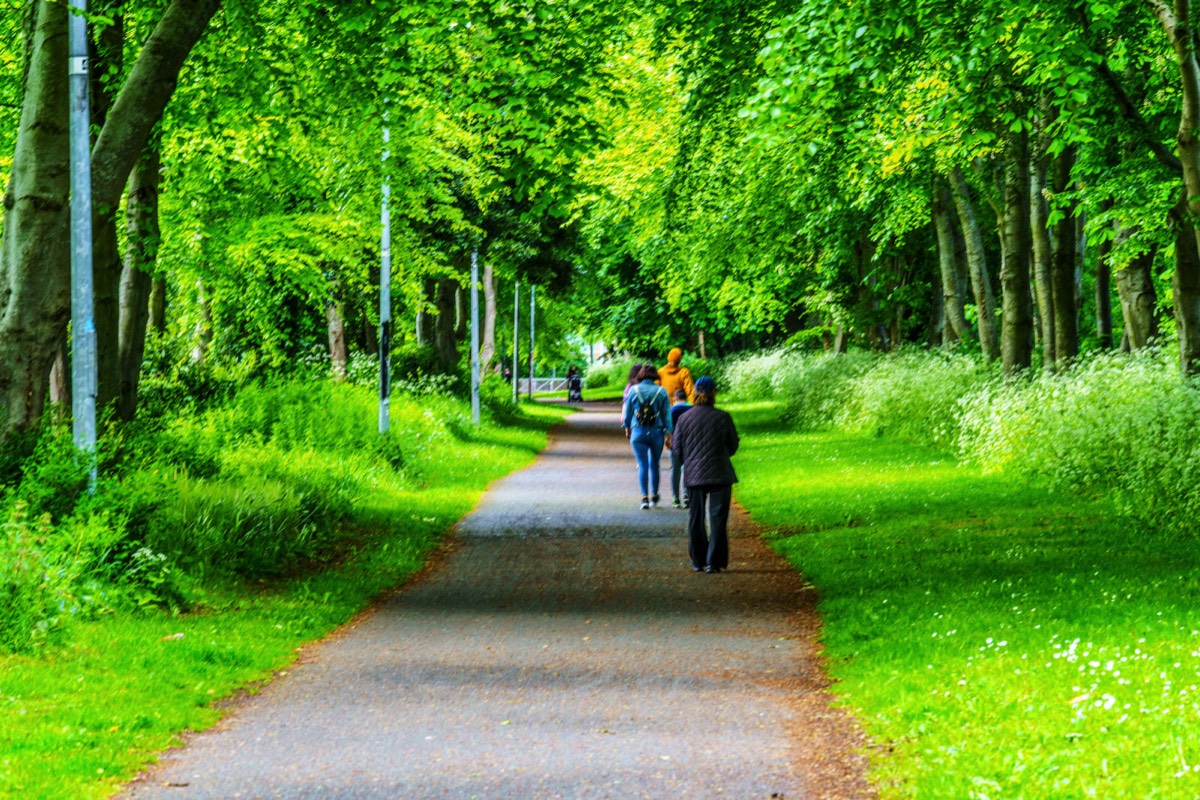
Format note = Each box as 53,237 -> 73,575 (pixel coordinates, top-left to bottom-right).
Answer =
122,403 -> 869,799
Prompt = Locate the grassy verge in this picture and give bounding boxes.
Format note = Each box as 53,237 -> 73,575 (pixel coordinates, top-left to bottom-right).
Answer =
0,401 -> 568,800
731,402 -> 1200,799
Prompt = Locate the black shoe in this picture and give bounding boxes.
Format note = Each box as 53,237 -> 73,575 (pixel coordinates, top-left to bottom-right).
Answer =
651,494 -> 660,508
691,564 -> 703,572
705,566 -> 721,574
640,496 -> 650,510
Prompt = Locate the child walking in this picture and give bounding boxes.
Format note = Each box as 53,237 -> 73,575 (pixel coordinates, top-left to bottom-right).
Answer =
669,389 -> 691,508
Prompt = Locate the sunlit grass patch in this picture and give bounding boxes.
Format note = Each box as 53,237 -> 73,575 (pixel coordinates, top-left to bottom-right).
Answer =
732,403 -> 1200,799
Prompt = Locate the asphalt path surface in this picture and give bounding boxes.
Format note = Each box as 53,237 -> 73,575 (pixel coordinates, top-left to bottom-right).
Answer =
122,402 -> 869,800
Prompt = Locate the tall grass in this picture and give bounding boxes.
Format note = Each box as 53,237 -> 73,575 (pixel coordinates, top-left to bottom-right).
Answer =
0,378 -> 545,651
721,345 -> 1200,537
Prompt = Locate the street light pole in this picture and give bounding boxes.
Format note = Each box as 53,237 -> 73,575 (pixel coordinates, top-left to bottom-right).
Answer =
379,103 -> 392,434
68,0 -> 96,485
470,249 -> 480,426
528,285 -> 535,400
512,283 -> 519,405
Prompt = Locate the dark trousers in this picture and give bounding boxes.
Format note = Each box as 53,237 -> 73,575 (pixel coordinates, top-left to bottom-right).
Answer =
687,484 -> 732,570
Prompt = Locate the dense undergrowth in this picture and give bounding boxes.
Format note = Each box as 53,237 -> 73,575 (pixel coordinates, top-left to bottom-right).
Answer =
719,346 -> 1200,539
0,375 -> 535,653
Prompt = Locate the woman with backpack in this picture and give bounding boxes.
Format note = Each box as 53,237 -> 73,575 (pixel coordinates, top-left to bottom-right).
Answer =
622,364 -> 673,510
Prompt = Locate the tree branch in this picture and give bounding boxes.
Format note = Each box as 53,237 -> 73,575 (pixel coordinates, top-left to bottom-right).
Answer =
1094,59 -> 1183,173
90,0 -> 221,210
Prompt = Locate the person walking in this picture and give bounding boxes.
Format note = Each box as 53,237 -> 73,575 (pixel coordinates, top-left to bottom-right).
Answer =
669,389 -> 692,509
659,348 -> 696,404
622,365 -> 673,510
671,376 -> 739,573
567,365 -> 583,402
623,363 -> 645,402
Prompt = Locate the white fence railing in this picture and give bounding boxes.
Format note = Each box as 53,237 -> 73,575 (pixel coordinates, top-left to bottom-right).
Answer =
517,378 -> 584,394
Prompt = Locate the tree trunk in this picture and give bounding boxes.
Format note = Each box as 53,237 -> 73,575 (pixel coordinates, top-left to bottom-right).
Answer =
326,298 -> 347,382
1095,202 -> 1114,350
480,258 -> 497,373
416,277 -> 436,346
933,182 -> 972,344
92,9 -> 124,414
434,277 -> 458,371
1153,0 -> 1200,374
1051,148 -> 1080,363
1029,158 -> 1056,368
454,285 -> 467,341
363,319 -> 378,356
948,167 -> 1000,361
1114,226 -> 1159,349
1000,135 -> 1034,375
0,0 -> 71,431
191,279 -> 212,366
1171,195 -> 1200,371
49,332 -> 70,413
117,145 -> 160,421
0,0 -> 220,432
148,276 -> 166,332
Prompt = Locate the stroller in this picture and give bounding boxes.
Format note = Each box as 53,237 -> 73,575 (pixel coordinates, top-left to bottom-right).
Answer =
567,372 -> 583,402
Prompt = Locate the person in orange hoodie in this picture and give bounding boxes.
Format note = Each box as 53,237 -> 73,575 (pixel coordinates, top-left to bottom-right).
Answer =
658,347 -> 695,404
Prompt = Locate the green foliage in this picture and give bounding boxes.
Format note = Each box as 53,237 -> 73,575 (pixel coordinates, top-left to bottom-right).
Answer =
738,346 -> 1200,536
958,350 -> 1200,536
0,376 -> 556,653
0,504 -> 71,653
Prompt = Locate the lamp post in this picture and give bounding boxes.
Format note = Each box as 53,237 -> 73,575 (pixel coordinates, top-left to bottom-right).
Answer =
69,0 -> 96,486
379,103 -> 392,434
528,285 -> 535,400
512,283 -> 519,405
470,249 -> 480,426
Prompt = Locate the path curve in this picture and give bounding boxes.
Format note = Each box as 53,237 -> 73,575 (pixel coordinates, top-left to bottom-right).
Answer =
121,402 -> 870,799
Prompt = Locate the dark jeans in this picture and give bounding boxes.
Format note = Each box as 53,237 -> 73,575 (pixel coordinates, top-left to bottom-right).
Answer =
687,484 -> 732,570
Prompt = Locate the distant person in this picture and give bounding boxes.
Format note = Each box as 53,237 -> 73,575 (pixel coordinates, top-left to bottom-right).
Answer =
671,376 -> 739,573
623,363 -> 645,402
669,389 -> 692,509
622,364 -> 673,510
567,365 -> 583,402
659,348 -> 696,405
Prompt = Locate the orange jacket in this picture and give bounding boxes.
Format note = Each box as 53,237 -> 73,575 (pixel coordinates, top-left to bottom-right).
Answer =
658,363 -> 695,404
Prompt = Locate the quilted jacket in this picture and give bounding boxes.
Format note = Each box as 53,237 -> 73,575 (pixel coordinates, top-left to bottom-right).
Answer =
671,404 -> 739,487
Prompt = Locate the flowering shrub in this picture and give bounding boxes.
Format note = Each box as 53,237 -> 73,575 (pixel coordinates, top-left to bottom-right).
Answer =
957,351 -> 1200,536
742,345 -> 1200,536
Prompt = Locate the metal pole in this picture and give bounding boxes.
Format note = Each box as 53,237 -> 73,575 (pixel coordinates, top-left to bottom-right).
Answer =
68,0 -> 96,486
512,283 -> 519,405
470,249 -> 480,426
379,104 -> 392,434
528,285 -> 535,400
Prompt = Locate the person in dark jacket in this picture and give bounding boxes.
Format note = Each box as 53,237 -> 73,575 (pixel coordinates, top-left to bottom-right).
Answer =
671,376 -> 739,573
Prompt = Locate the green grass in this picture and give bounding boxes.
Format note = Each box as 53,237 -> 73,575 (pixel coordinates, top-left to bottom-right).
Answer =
533,383 -> 626,402
0,402 -> 569,800
731,402 -> 1200,799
